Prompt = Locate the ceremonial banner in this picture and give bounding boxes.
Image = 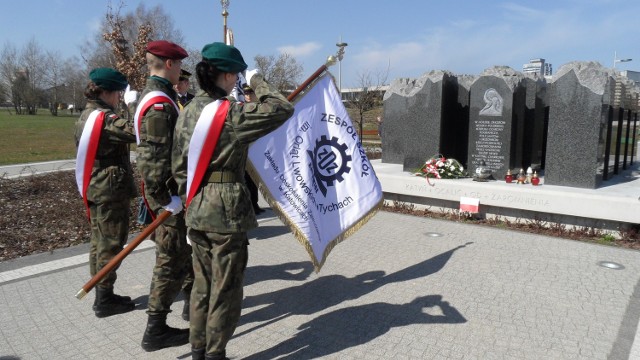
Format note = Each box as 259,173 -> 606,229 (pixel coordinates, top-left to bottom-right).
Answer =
248,73 -> 383,271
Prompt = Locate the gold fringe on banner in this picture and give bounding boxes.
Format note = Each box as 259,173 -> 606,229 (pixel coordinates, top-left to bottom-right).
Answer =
247,160 -> 382,273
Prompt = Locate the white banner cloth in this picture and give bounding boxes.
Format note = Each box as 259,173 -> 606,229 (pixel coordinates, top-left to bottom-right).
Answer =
248,74 -> 383,271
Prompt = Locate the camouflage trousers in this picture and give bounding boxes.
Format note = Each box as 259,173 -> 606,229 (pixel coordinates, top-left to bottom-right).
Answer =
88,198 -> 130,289
147,212 -> 194,314
188,229 -> 248,355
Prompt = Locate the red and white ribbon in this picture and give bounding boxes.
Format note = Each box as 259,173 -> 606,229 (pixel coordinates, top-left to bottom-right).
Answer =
133,91 -> 179,145
185,99 -> 230,207
75,110 -> 105,218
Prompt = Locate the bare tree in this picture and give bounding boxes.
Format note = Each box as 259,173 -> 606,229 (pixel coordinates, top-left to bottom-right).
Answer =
11,72 -> 29,115
60,57 -> 87,113
254,53 -> 303,94
20,38 -> 47,115
0,80 -> 6,105
1,41 -> 83,115
44,50 -> 66,116
1,2 -> 186,115
102,6 -> 151,91
350,66 -> 389,140
0,42 -> 18,112
81,1 -> 185,91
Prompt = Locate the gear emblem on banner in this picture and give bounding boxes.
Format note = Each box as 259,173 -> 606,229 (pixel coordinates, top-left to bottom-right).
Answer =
307,135 -> 352,197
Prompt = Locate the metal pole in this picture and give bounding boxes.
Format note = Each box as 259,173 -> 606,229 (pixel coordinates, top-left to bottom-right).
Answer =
338,59 -> 341,93
335,39 -> 348,96
221,0 -> 229,42
613,51 -> 632,70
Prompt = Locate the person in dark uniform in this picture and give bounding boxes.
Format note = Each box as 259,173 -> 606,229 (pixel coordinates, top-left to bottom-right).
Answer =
176,69 -> 195,108
74,68 -> 136,318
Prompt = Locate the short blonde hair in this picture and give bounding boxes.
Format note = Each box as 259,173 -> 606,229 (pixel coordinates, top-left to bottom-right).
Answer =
146,53 -> 166,71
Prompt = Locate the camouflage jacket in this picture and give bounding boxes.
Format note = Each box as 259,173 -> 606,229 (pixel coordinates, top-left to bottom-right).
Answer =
74,99 -> 137,203
135,76 -> 180,212
172,74 -> 294,233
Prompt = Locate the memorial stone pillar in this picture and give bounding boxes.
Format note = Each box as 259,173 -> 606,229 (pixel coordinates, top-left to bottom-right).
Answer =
545,61 -> 614,188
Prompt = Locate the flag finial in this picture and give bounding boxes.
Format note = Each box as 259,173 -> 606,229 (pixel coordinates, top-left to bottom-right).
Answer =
326,42 -> 348,68
221,0 -> 230,42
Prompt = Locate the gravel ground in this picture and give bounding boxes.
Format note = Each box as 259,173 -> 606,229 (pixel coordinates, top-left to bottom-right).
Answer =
0,169 -> 144,261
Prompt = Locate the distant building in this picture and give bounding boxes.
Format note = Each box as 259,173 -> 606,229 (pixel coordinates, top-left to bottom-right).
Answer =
522,58 -> 552,78
614,70 -> 640,108
620,70 -> 640,87
340,85 -> 390,102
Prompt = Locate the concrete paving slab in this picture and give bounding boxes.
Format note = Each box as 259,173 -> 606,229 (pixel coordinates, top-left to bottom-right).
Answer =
1,210 -> 640,359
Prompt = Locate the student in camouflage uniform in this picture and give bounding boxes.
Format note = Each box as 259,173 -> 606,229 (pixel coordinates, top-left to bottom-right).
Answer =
74,68 -> 136,318
172,42 -> 294,360
134,40 -> 193,352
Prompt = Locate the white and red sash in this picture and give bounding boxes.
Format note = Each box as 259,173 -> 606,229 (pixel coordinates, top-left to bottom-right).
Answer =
186,99 -> 230,207
133,91 -> 179,144
75,110 -> 105,219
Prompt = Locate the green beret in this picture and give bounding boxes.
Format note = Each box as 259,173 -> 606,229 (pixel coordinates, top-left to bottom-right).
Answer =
89,68 -> 128,91
201,42 -> 248,73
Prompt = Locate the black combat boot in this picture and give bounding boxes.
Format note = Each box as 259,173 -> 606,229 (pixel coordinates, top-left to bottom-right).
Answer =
204,352 -> 229,360
93,287 -> 135,318
182,290 -> 191,321
192,347 -> 205,360
141,313 -> 190,352
92,290 -> 131,311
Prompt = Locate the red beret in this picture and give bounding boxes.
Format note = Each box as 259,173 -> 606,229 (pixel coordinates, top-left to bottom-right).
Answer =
146,40 -> 188,60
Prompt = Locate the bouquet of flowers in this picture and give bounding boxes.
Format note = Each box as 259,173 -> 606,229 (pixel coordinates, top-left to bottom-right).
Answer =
415,154 -> 467,180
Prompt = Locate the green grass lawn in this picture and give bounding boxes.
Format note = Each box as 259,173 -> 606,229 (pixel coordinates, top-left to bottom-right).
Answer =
0,109 -> 78,165
0,105 -> 383,166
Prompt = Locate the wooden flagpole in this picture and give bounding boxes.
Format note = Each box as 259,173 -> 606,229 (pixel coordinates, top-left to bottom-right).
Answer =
287,64 -> 329,102
75,211 -> 171,299
287,44 -> 345,102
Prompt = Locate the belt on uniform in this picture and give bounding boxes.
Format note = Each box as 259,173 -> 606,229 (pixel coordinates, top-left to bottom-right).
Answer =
205,171 -> 238,183
93,155 -> 128,168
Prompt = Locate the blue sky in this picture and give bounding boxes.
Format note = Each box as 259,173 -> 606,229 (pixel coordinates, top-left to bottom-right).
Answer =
1,0 -> 639,88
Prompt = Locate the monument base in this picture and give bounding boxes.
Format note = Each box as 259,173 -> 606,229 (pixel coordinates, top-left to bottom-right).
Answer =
373,159 -> 640,231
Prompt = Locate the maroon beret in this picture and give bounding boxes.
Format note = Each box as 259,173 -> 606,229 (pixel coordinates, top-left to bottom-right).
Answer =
146,40 -> 188,60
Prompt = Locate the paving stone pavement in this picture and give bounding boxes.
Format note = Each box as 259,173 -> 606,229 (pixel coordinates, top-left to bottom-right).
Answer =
1,207 -> 640,360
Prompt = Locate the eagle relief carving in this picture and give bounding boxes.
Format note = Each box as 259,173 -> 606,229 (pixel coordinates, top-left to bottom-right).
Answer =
479,88 -> 503,116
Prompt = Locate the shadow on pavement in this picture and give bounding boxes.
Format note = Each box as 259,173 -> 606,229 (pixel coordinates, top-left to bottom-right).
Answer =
238,242 -> 473,346
243,295 -> 466,360
244,261 -> 314,286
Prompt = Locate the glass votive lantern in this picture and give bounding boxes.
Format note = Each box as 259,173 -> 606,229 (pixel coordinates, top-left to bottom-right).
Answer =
505,169 -> 513,183
531,171 -> 540,186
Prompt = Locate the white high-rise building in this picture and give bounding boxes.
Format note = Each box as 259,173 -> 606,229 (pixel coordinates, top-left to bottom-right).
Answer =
522,58 -> 552,78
